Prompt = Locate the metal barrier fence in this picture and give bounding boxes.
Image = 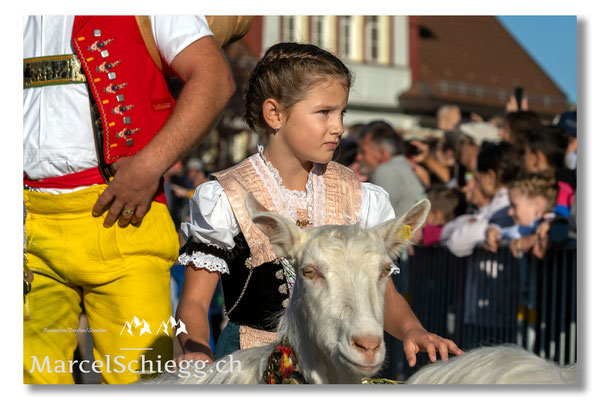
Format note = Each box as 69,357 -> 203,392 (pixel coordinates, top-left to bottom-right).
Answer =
381,244 -> 577,380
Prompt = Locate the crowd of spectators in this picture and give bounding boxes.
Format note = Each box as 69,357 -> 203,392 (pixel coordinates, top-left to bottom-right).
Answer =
337,99 -> 577,260
166,99 -> 577,262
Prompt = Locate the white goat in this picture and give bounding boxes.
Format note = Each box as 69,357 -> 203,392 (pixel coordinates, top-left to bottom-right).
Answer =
406,344 -> 577,384
150,196 -> 430,384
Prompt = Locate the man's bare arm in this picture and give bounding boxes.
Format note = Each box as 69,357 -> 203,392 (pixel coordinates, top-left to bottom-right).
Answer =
92,36 -> 235,227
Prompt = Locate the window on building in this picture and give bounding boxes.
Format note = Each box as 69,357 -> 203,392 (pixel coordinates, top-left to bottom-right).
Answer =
311,16 -> 325,48
338,16 -> 352,59
282,16 -> 296,42
365,16 -> 379,62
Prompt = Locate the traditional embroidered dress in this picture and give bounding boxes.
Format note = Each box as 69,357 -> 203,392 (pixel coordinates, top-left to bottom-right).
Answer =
179,146 -> 398,357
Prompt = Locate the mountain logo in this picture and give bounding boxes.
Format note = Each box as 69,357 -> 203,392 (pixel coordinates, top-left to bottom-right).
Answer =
156,316 -> 187,337
120,316 -> 152,336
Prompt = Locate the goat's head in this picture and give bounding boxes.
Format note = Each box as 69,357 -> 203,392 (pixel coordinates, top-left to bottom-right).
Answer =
246,195 -> 430,380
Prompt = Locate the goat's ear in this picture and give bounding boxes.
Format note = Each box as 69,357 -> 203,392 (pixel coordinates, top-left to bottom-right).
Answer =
251,212 -> 304,259
245,193 -> 303,257
371,198 -> 431,258
245,193 -> 269,218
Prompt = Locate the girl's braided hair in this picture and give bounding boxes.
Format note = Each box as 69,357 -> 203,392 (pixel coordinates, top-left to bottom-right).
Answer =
244,42 -> 354,134
508,172 -> 558,211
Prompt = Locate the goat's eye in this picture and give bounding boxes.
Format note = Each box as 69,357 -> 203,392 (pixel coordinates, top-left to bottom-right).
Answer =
302,266 -> 315,278
381,265 -> 392,278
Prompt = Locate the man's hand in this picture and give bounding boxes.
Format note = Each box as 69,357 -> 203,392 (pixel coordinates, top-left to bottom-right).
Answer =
506,94 -> 529,112
92,154 -> 162,228
92,35 -> 234,229
171,183 -> 193,199
484,226 -> 501,253
402,327 -> 463,367
409,140 -> 430,164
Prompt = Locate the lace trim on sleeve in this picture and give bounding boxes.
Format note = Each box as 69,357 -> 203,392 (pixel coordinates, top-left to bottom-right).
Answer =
178,251 -> 230,275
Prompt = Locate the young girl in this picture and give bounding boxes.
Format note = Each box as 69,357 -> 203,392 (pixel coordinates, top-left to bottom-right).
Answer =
174,42 -> 461,368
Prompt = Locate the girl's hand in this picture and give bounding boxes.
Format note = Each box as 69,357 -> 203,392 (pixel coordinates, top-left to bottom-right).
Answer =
402,327 -> 463,367
509,238 -> 521,258
510,234 -> 537,258
532,221 -> 551,259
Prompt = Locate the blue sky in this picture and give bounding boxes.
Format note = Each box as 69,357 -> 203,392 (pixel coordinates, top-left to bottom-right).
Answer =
496,16 -> 577,104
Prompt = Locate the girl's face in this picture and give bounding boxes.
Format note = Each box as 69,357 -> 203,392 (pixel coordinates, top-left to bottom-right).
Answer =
277,79 -> 349,165
508,187 -> 546,226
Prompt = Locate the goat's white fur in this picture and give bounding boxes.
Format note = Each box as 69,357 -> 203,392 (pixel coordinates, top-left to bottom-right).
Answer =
148,196 -> 431,384
406,344 -> 577,384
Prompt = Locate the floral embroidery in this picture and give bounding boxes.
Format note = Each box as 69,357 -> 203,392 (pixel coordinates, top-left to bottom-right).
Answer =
263,338 -> 306,384
88,38 -> 114,52
115,128 -> 140,138
96,60 -> 121,73
104,82 -> 128,94
111,104 -> 134,115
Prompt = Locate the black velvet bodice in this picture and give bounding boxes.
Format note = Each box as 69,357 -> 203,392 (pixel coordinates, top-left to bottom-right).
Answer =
179,232 -> 289,332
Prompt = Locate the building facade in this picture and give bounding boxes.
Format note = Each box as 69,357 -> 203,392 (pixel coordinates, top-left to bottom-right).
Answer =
244,16 -> 419,131
240,16 -> 570,133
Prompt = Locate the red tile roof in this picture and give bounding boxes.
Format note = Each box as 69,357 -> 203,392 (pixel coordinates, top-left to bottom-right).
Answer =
399,16 -> 570,119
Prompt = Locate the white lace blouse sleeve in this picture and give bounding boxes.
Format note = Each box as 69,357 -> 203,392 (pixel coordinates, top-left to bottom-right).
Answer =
359,182 -> 396,228
178,180 -> 240,274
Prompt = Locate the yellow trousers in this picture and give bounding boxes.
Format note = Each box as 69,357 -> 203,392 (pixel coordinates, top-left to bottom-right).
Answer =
23,185 -> 179,384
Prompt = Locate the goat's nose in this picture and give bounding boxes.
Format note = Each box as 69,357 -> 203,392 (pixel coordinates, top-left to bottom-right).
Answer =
351,335 -> 382,356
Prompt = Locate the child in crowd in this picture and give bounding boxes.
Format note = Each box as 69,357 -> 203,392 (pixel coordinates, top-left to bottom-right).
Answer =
174,42 -> 461,367
419,185 -> 464,246
484,173 -> 557,257
523,125 -> 575,217
500,124 -> 575,259
444,141 -> 521,257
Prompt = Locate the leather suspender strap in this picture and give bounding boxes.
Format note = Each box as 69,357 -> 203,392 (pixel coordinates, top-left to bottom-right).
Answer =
134,16 -> 174,77
134,15 -> 256,75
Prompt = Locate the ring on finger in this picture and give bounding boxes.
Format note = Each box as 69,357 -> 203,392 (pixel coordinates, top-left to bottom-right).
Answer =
122,208 -> 135,216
